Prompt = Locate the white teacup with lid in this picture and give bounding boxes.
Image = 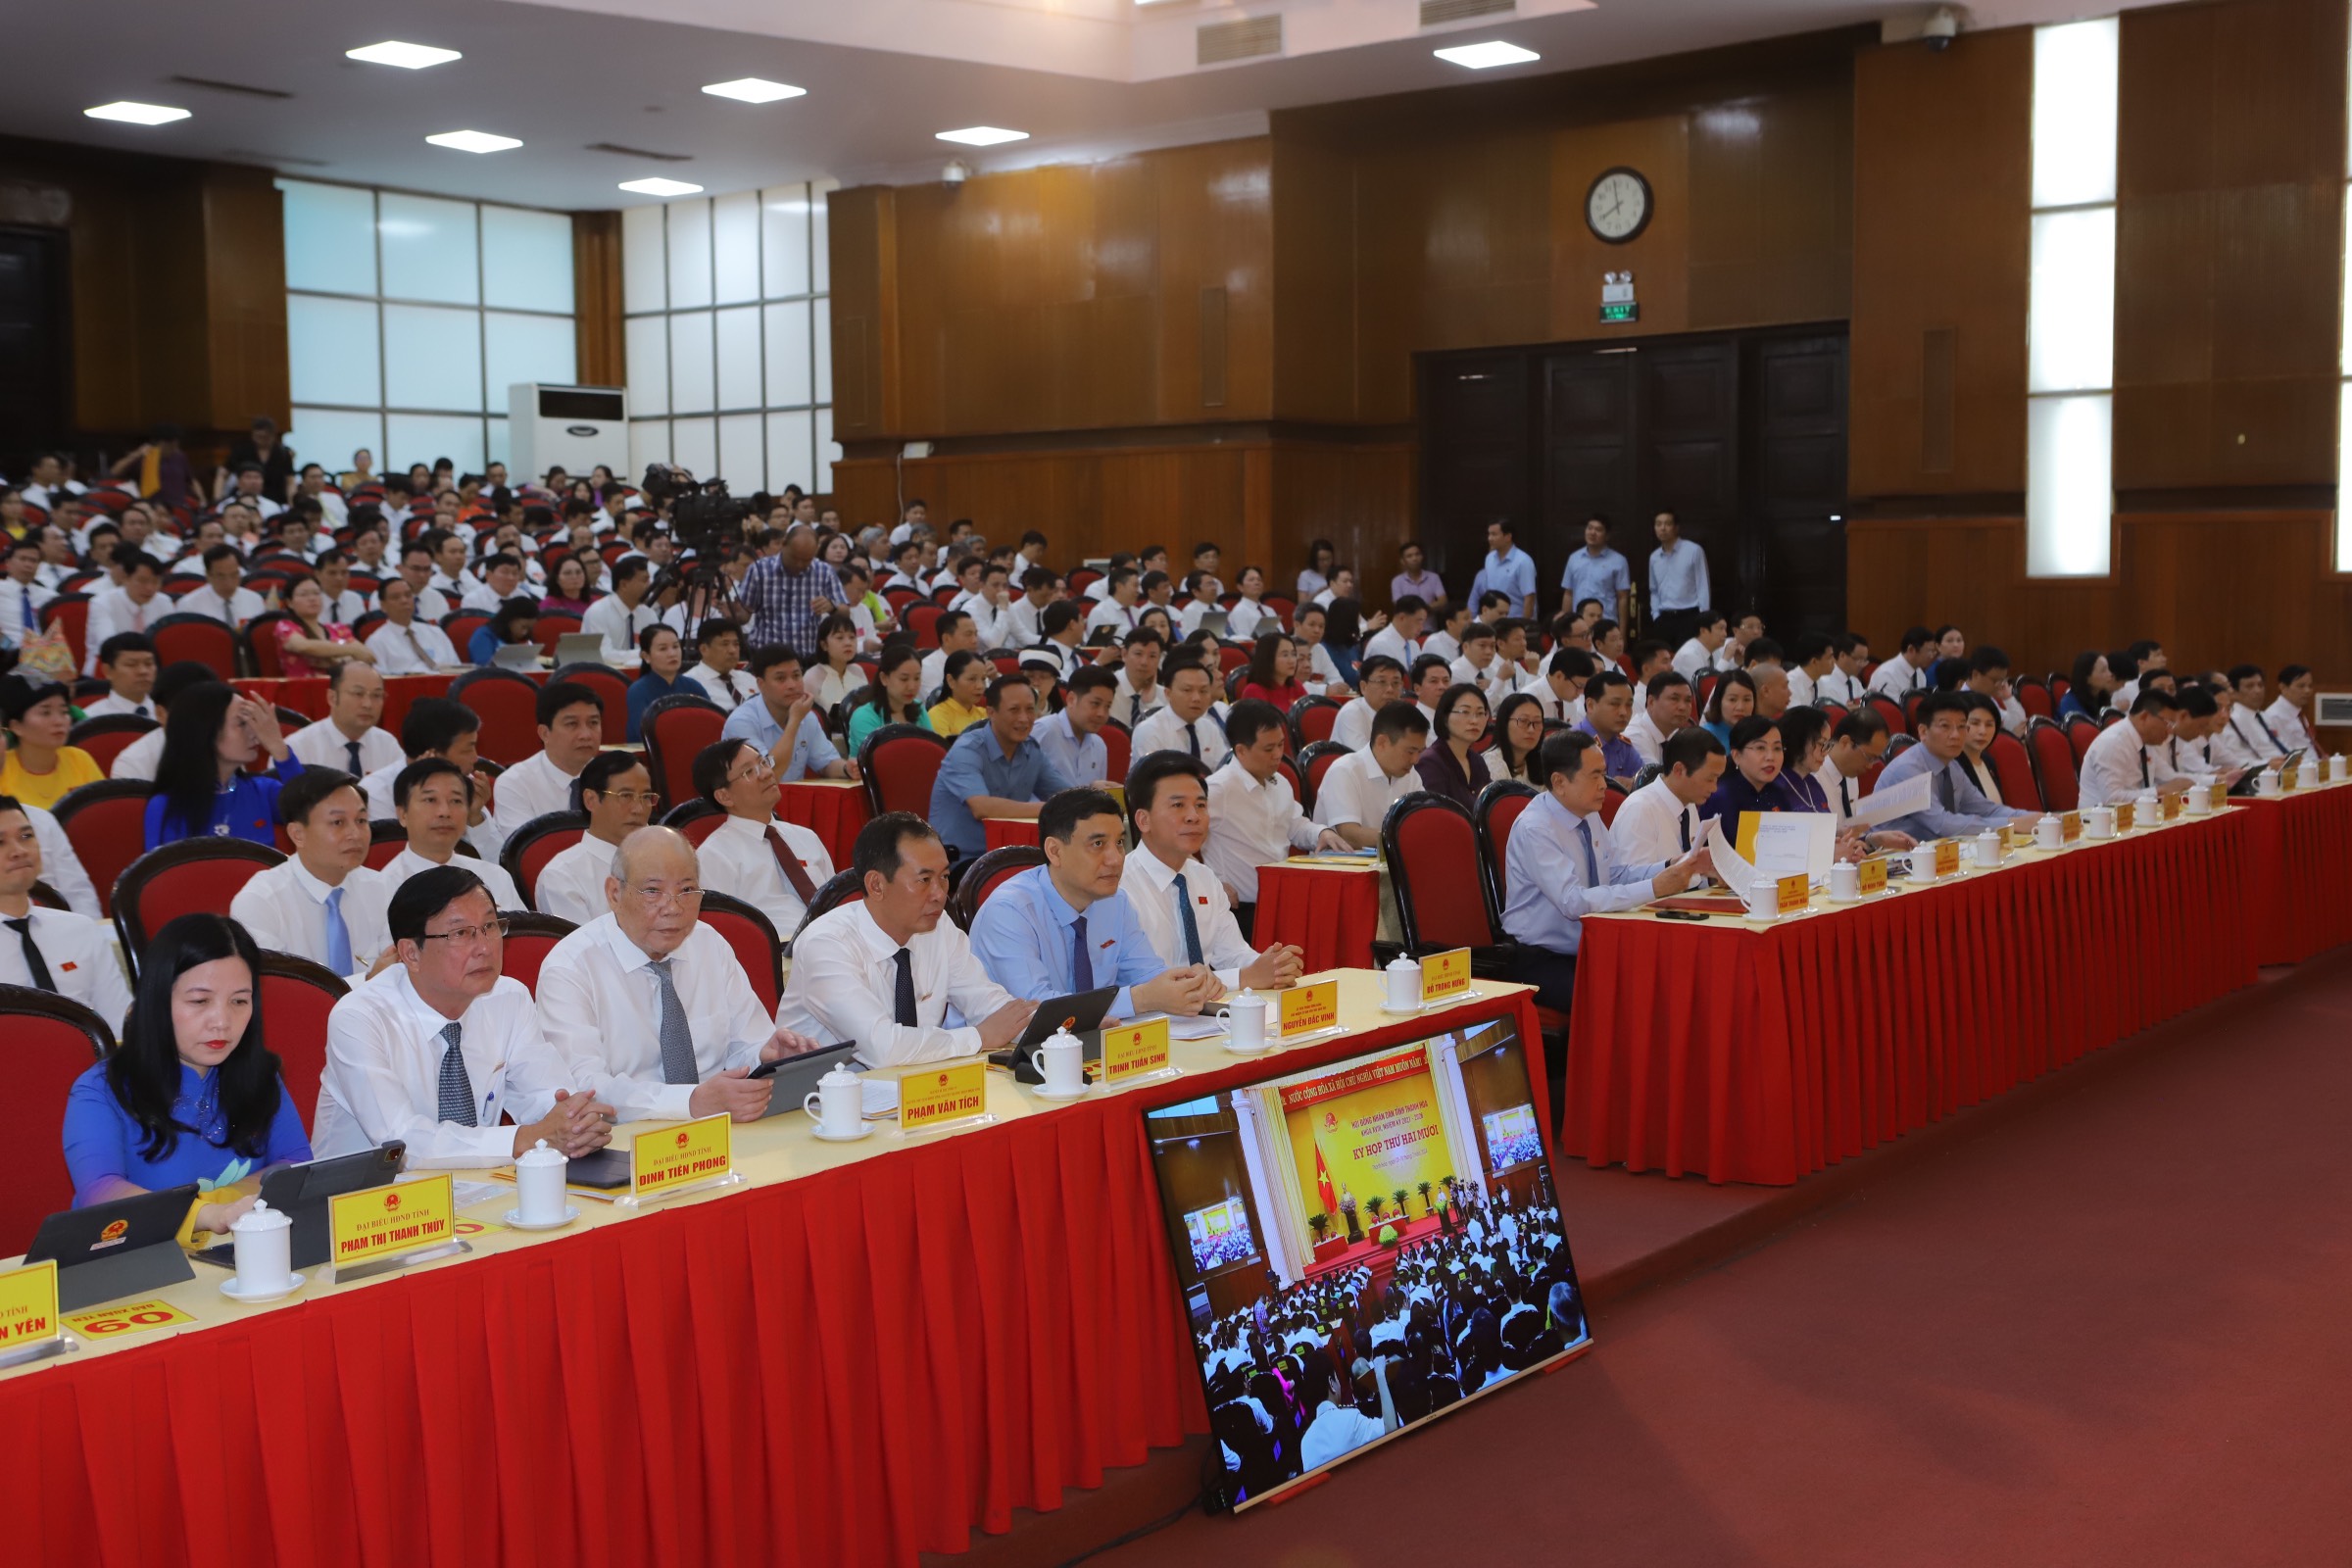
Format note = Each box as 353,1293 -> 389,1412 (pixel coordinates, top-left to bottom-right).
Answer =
2034,813 -> 2063,850
1384,956 -> 1422,1010
515,1138 -> 568,1225
805,1061 -> 866,1138
1034,1025 -> 1087,1097
228,1198 -> 294,1298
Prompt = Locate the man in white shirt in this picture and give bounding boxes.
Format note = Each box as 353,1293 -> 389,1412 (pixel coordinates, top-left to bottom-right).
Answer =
1623,670 -> 1691,767
1815,707 -> 1892,823
963,563 -> 1016,649
2211,667 -> 2283,771
2079,689 -> 2197,808
1532,648 -> 1594,727
1112,631 -> 1166,731
580,557 -> 657,658
536,827 -> 824,1124
1203,700 -> 1350,910
314,865 -> 613,1165
681,618 -> 757,709
532,754 -> 658,923
1036,665 -> 1115,785
1223,572 -> 1277,643
1132,658 -> 1230,770
80,634 -> 159,720
1005,566 -> 1058,650
1610,728 -> 1725,865
1959,646 -> 2032,737
0,798 -> 131,1031
2265,664 -> 2318,757
1298,1379 -> 1386,1473
692,737 -> 838,939
383,759 -> 524,908
1815,633 -> 1870,708
1314,703 -> 1428,850
1121,750 -> 1305,993
1084,568 -> 1146,638
1330,657 -> 1408,751
80,552 -> 167,675
490,680 -> 606,842
1423,602 -> 1473,667
774,812 -> 1036,1066
366,578 -> 462,675
285,662 -> 403,776
394,543 -> 453,623
425,528 -> 479,607
459,554 -> 532,614
1670,612 -> 1728,682
1785,635 -> 1832,710
1867,627 -> 1936,700
227,769 -> 393,982
177,544 -> 267,630
0,536 -> 54,649
918,611 -> 983,699
1362,597 -> 1428,668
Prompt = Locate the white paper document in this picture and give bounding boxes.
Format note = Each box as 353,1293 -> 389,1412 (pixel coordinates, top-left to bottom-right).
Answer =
1701,817 -> 1755,901
1749,812 -> 1836,886
1846,771 -> 1931,829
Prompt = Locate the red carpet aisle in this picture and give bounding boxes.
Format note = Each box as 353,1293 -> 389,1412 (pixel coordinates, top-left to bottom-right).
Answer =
1104,952 -> 2352,1567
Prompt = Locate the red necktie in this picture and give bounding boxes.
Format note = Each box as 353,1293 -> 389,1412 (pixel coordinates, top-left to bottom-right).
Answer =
765,825 -> 819,905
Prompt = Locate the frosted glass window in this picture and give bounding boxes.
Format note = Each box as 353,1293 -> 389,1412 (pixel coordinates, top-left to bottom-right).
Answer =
670,416 -> 718,480
766,410 -> 814,491
482,206 -> 574,313
289,409 -> 384,476
383,304 -> 485,412
2027,394 -> 2113,576
485,416 -> 510,469
622,206 -> 667,315
668,311 -> 716,415
717,413 -> 765,494
387,413 -> 486,476
714,192 -> 760,305
2029,209 -> 2115,394
763,302 -> 811,408
625,317 -> 669,416
280,180 -> 376,296
379,193 -> 479,306
287,295 -> 382,408
812,303 -> 832,405
666,199 -> 713,310
761,184 -> 810,299
2032,22 -> 2119,209
485,313 -> 578,410
811,179 -> 835,295
715,305 -> 762,410
812,404 -> 834,495
629,420 -> 670,477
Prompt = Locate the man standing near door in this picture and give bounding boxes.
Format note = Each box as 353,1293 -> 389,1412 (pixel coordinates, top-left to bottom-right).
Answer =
1645,512 -> 1711,650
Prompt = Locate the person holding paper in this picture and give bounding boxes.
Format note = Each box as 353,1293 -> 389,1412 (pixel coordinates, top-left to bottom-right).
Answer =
1120,752 -> 1303,993
2078,688 -> 2200,808
1611,728 -> 1725,866
1814,707 -> 1893,822
1868,692 -> 2035,842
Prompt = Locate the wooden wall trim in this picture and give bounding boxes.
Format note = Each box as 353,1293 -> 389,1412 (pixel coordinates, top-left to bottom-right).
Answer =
571,212 -> 624,388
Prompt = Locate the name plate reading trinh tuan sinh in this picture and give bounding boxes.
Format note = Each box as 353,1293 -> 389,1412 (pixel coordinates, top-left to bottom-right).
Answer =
1102,1017 -> 1178,1088
331,1173 -> 466,1281
628,1113 -> 739,1204
900,1060 -> 993,1134
1420,949 -> 1474,1003
1278,980 -> 1341,1040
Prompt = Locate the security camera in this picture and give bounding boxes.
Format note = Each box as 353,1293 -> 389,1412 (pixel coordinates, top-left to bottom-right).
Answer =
1922,6 -> 1959,49
942,159 -> 972,186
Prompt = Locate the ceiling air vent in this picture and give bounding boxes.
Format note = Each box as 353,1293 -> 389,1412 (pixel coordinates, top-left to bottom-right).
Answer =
585,142 -> 694,163
1420,0 -> 1515,24
168,74 -> 294,100
1198,15 -> 1283,66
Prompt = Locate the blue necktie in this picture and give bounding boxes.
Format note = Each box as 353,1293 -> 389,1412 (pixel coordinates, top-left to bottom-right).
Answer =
323,886 -> 352,973
1576,816 -> 1599,886
435,1021 -> 476,1126
1071,912 -> 1094,990
1173,877 -> 1203,965
2254,711 -> 2281,749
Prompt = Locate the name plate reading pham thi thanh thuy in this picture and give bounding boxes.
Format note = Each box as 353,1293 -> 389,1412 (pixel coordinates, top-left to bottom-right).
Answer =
331,1173 -> 466,1281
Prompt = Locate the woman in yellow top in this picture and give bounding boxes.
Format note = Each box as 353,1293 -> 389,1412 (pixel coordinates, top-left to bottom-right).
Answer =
926,650 -> 991,738
0,676 -> 105,808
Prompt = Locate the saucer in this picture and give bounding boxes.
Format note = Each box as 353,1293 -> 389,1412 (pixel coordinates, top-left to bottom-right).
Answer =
502,1206 -> 579,1232
1031,1083 -> 1092,1101
811,1122 -> 874,1143
220,1271 -> 305,1303
1379,1000 -> 1428,1016
1222,1039 -> 1275,1054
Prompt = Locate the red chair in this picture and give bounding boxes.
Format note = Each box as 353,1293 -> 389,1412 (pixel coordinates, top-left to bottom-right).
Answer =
443,612 -> 491,657
699,892 -> 784,1012
1903,690 -> 1930,732
2014,676 -> 2053,721
1216,644 -> 1250,679
39,594 -> 91,672
448,667 -> 543,766
858,723 -> 951,820
112,839 -> 285,978
498,912 -> 575,994
532,612 -> 583,657
1277,756 -> 1309,812
242,611 -> 296,678
1384,793 -> 1515,978
1100,719 -> 1131,784
642,693 -> 728,813
552,662 -> 630,742
660,798 -> 727,848
2028,717 -> 2082,812
0,986 -> 111,1250
257,954 -> 347,1131
903,603 -> 943,648
54,780 -> 154,917
1473,779 -> 1539,924
1288,695 -> 1341,752
150,612 -> 240,679
500,811 -> 589,911
1986,729 -> 2042,811
1821,702 -> 1849,727
68,714 -> 157,776
1696,672 -> 1719,710
881,587 -> 920,617
2066,715 -> 2102,763
1067,568 -> 1102,598
365,820 -> 410,870
1598,778 -> 1628,826
1298,740 -> 1349,804
948,845 -> 1046,931
1866,694 -> 1909,737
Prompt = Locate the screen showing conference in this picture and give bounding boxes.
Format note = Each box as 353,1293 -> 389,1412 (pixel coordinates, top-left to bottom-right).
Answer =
1144,1012 -> 1590,1510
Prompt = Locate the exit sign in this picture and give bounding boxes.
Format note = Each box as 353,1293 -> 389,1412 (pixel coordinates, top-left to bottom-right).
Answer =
1599,302 -> 1639,323
1600,270 -> 1638,324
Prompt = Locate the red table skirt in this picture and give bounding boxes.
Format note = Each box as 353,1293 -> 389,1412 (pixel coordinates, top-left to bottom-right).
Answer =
2230,786 -> 2352,965
1565,812 -> 2258,1186
3,991 -> 1543,1568
983,818 -> 1042,851
777,781 -> 871,870
1254,863 -> 1381,972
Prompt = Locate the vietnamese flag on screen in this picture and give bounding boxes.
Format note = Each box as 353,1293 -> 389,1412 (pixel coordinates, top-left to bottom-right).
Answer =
1315,1142 -> 1337,1215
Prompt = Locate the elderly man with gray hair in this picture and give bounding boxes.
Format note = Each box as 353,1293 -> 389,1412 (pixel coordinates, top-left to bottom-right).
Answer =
533,826 -> 825,1123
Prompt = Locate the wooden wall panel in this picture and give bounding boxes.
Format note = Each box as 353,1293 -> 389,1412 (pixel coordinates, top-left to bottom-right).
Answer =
1270,137 -> 1358,422
825,185 -> 895,438
571,212 -> 625,388
199,163 -> 287,430
1547,117 -> 1693,339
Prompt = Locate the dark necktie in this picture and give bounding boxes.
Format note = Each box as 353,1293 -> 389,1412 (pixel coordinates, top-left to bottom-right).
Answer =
2138,749 -> 2150,788
1678,810 -> 1690,853
405,625 -> 430,666
1186,721 -> 1200,760
2254,711 -> 2282,749
436,1021 -> 477,1127
1173,877 -> 1204,965
648,958 -> 698,1085
1937,766 -> 1957,813
6,916 -> 54,990
1071,912 -> 1095,990
1838,777 -> 1853,817
892,947 -> 918,1027
1576,817 -> 1600,886
1130,693 -> 1145,728
346,738 -> 364,774
764,825 -> 819,906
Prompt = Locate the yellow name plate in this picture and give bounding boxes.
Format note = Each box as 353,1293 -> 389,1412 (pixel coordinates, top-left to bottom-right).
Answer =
632,1113 -> 733,1200
1775,872 -> 1809,916
0,1260 -> 60,1350
1933,839 -> 1961,878
1420,949 -> 1473,1002
1278,979 -> 1341,1037
65,1298 -> 195,1342
2062,810 -> 2082,843
2210,781 -> 2229,811
1102,1017 -> 1172,1086
2161,791 -> 2182,821
2115,802 -> 2135,833
901,1059 -> 990,1132
331,1172 -> 455,1269
2282,766 -> 2300,792
1858,857 -> 1888,896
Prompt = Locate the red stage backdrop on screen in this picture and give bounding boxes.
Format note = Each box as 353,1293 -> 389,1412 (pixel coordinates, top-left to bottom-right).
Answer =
1282,1045 -> 1454,1212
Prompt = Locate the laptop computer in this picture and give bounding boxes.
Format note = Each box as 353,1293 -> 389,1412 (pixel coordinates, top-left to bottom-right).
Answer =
1193,609 -> 1229,640
24,1184 -> 200,1311
491,641 -> 545,672
556,632 -> 612,667
191,1143 -> 406,1271
989,986 -> 1120,1082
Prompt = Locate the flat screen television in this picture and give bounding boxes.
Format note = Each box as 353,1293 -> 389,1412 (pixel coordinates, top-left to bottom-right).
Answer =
1143,1010 -> 1590,1509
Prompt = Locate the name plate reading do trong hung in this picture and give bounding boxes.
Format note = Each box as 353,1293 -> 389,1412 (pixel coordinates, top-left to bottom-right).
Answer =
1420,949 -> 1474,1002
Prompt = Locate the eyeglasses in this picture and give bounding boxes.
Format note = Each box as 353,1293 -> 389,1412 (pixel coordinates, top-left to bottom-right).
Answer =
595,789 -> 660,805
727,757 -> 776,784
627,883 -> 704,910
419,917 -> 510,946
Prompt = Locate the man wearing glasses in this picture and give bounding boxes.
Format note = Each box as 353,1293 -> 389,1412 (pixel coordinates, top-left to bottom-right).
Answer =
690,738 -> 839,938
533,753 -> 661,924
535,826 -> 826,1123
315,864 -> 614,1165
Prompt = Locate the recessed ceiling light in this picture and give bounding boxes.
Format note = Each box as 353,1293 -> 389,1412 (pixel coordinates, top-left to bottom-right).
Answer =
702,77 -> 806,105
936,126 -> 1028,147
84,101 -> 190,125
347,41 -> 463,70
1434,40 -> 1542,70
619,177 -> 705,197
426,129 -> 522,154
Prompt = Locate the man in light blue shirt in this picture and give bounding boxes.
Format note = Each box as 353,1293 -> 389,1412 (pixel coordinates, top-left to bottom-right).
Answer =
1559,515 -> 1631,625
1502,730 -> 1711,1013
1645,511 -> 1712,650
1467,519 -> 1538,618
967,788 -> 1218,1019
1870,690 -> 2035,842
1035,664 -> 1115,784
720,646 -> 859,783
929,675 -> 1078,858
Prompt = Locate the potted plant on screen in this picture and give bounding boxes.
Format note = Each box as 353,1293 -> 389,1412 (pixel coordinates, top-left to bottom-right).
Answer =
1417,1179 -> 1434,1214
1392,1188 -> 1409,1219
1365,1195 -> 1386,1225
1307,1211 -> 1331,1246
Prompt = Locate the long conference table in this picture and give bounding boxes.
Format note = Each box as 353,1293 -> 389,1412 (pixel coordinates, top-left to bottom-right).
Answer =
1,971 -> 1547,1568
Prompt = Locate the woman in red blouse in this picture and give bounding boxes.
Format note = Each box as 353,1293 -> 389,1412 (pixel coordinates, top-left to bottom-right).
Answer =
272,576 -> 373,677
1239,630 -> 1307,710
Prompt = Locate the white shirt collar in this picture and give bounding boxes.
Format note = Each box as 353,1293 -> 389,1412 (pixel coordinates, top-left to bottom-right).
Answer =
1128,847 -> 1190,893
287,857 -> 350,906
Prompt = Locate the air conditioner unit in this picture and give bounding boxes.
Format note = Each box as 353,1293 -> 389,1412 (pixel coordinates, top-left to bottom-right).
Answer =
2313,692 -> 2352,727
507,383 -> 628,483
